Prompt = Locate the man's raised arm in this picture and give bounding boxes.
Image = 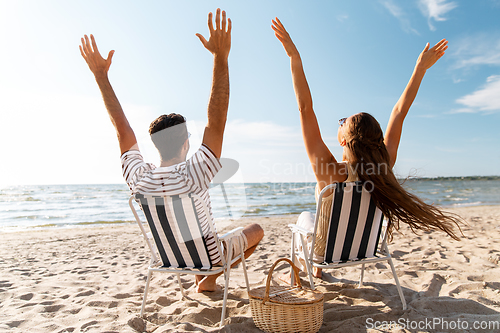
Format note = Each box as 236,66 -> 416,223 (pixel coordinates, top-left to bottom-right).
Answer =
196,8 -> 231,158
80,34 -> 137,155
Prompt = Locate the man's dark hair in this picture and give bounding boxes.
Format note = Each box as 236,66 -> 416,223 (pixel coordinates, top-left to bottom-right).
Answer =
149,113 -> 188,161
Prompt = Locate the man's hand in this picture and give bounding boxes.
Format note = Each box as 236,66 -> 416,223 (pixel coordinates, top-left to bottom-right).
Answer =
79,34 -> 137,155
80,34 -> 115,77
272,18 -> 299,58
198,9 -> 231,158
416,39 -> 448,72
196,8 -> 231,59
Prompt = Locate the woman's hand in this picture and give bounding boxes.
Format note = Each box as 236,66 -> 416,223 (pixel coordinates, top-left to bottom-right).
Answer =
385,39 -> 447,168
271,17 -> 344,185
272,18 -> 299,58
416,39 -> 448,71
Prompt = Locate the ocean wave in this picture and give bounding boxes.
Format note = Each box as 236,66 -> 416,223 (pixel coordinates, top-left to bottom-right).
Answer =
250,202 -> 315,208
245,208 -> 268,214
1,181 -> 500,229
14,215 -> 39,220
32,223 -> 60,228
0,196 -> 42,202
75,220 -> 134,226
448,201 -> 484,207
14,214 -> 68,220
0,220 -> 135,233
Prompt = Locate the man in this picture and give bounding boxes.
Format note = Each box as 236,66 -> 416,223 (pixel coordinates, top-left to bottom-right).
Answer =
80,8 -> 263,292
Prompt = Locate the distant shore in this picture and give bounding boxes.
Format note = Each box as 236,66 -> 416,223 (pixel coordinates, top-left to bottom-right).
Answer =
402,175 -> 500,181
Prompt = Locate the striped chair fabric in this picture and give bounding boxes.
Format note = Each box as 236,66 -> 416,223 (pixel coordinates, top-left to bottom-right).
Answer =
135,193 -> 213,270
323,181 -> 384,263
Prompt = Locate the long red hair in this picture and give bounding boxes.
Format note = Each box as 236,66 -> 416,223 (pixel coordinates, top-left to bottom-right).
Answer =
344,112 -> 462,240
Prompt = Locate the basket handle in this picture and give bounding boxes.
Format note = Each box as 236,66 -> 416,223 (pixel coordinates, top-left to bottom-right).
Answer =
263,258 -> 302,303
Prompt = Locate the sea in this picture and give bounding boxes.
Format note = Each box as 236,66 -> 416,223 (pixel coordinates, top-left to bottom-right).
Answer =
1,177 -> 500,232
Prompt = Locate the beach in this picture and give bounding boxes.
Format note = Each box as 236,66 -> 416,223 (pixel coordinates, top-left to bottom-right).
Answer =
1,205 -> 499,332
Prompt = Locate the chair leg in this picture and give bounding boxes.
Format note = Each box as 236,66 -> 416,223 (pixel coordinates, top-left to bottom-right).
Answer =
383,243 -> 407,310
359,263 -> 365,287
220,239 -> 233,328
176,274 -> 185,298
140,269 -> 153,317
387,257 -> 407,310
220,273 -> 230,328
239,236 -> 250,294
299,234 -> 315,290
290,232 -> 296,286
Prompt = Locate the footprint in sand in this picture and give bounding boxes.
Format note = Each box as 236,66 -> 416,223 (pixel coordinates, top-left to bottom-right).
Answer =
155,296 -> 172,306
4,320 -> 24,329
75,290 -> 95,297
488,253 -> 499,264
64,307 -> 82,315
19,292 -> 34,301
113,293 -> 133,299
422,273 -> 446,297
0,281 -> 13,288
86,300 -> 117,308
80,320 -> 99,330
43,304 -> 65,312
18,302 -> 37,309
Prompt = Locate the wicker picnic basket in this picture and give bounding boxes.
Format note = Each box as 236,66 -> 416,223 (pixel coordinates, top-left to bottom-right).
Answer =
248,258 -> 324,333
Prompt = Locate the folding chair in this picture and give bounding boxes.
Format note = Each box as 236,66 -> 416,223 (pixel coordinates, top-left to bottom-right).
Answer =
129,192 -> 250,327
289,181 -> 407,310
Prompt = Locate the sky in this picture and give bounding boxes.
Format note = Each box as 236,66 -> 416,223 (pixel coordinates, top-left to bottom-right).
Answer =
0,0 -> 499,186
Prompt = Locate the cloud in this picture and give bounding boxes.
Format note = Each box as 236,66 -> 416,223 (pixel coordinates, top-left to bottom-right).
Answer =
435,146 -> 463,153
418,0 -> 457,31
454,75 -> 500,113
0,90 -> 158,185
218,120 -> 312,182
451,33 -> 500,69
380,0 -> 419,35
221,120 -> 302,147
336,14 -> 349,22
183,119 -> 343,182
414,114 -> 438,118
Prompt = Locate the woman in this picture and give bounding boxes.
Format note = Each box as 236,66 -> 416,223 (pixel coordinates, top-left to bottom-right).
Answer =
272,18 -> 462,278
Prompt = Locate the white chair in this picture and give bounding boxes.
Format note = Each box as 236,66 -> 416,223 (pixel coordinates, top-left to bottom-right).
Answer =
129,192 -> 250,327
289,181 -> 407,310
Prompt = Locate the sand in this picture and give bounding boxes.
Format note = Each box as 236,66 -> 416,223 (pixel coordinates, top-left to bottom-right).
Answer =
1,205 -> 499,333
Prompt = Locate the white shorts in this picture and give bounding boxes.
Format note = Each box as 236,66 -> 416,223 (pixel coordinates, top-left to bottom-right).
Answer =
214,232 -> 248,266
224,232 -> 248,259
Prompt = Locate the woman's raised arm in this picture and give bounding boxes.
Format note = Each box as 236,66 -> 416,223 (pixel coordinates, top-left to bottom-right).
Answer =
385,39 -> 448,168
272,18 -> 345,184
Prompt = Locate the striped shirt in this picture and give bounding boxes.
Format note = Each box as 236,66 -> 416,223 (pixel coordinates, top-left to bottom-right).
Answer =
121,144 -> 223,264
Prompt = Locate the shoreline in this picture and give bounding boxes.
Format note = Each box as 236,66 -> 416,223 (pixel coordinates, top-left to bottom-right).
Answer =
2,203 -> 500,233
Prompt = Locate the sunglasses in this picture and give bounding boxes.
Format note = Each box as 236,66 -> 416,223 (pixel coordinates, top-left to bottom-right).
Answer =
339,117 -> 347,127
